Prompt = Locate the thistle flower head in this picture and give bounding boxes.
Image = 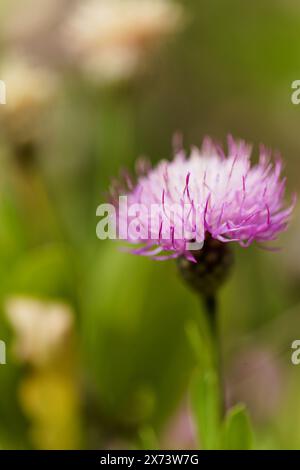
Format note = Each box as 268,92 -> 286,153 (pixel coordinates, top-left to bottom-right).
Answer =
63,0 -> 184,83
111,136 -> 295,262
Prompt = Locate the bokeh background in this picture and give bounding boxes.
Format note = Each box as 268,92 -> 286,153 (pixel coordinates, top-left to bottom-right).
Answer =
0,0 -> 300,450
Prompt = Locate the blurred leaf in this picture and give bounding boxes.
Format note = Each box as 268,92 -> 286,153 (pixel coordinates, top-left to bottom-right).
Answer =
0,193 -> 28,297
222,404 -> 254,450
5,244 -> 76,302
191,370 -> 221,450
138,426 -> 159,450
82,242 -> 195,430
0,362 -> 28,448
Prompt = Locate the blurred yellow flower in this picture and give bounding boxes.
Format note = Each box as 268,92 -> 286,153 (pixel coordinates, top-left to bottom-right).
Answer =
0,57 -> 57,144
5,297 -> 73,367
63,0 -> 184,83
19,371 -> 80,449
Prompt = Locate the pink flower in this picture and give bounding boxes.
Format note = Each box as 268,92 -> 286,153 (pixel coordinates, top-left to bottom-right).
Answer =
110,136 -> 295,261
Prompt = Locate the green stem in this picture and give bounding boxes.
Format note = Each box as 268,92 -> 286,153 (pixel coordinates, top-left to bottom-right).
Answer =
203,294 -> 224,417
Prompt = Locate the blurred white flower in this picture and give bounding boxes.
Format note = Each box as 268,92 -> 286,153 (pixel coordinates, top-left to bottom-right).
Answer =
0,57 -> 57,144
5,297 -> 74,367
63,0 -> 184,83
2,0 -> 74,65
3,0 -> 62,43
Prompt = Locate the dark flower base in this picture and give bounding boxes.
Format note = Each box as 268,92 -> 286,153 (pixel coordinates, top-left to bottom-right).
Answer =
177,236 -> 234,296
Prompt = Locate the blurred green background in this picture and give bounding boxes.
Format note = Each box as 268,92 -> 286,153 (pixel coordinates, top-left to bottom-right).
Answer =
0,0 -> 300,450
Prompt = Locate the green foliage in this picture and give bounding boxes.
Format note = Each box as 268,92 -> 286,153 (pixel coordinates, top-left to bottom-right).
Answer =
191,367 -> 254,450
5,244 -> 76,302
0,0 -> 299,450
191,370 -> 221,450
222,404 -> 254,450
81,243 -> 195,431
189,308 -> 254,450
